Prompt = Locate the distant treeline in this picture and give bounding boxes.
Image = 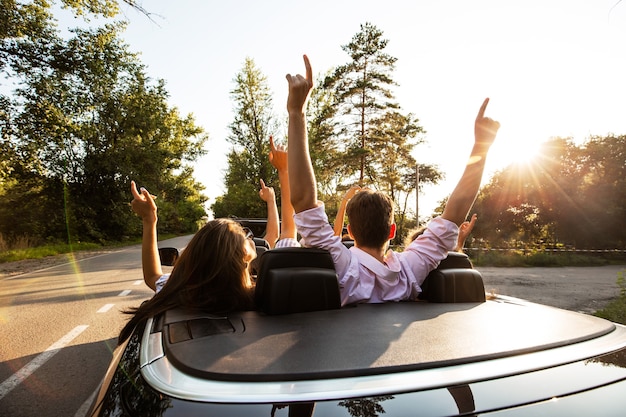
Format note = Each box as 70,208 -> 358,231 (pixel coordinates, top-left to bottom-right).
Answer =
448,136 -> 626,250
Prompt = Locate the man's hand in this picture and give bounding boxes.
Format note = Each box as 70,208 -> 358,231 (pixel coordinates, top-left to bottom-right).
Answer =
285,54 -> 313,114
474,98 -> 500,149
459,213 -> 478,237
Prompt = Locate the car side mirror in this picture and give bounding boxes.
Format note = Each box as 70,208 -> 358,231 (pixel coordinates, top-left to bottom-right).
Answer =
158,247 -> 179,266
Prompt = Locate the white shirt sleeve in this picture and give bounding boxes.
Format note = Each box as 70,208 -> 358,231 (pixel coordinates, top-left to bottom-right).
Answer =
274,238 -> 301,248
293,203 -> 352,278
155,273 -> 170,293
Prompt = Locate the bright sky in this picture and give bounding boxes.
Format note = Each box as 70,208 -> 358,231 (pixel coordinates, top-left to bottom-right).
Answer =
69,0 -> 626,218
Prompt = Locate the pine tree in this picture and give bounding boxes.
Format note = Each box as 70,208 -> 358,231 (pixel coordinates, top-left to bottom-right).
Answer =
211,58 -> 278,219
324,22 -> 400,184
323,22 -> 441,236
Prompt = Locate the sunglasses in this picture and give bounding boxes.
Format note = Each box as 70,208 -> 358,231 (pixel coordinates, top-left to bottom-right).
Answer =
242,227 -> 254,240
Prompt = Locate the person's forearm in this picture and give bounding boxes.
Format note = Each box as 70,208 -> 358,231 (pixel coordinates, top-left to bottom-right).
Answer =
142,217 -> 163,291
288,111 -> 317,213
264,200 -> 279,249
278,170 -> 297,240
333,199 -> 348,236
442,144 -> 490,226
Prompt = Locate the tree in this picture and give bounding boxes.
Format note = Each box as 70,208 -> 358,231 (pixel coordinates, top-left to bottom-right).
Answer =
307,70 -> 342,200
323,23 -> 441,238
0,7 -> 208,244
368,110 -> 433,242
211,58 -> 279,219
470,135 -> 626,249
572,135 -> 626,248
0,0 -> 150,74
324,22 -> 401,184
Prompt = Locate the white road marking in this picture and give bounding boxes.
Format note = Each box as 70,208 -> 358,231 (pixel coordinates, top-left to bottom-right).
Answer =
132,280 -> 143,286
97,304 -> 115,313
74,385 -> 100,417
118,289 -> 131,296
0,325 -> 89,400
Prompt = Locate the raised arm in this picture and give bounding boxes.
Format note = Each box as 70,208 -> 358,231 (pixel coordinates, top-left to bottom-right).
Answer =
269,136 -> 297,241
130,181 -> 163,291
442,98 -> 500,226
286,54 -> 317,213
456,213 -> 477,252
333,185 -> 361,236
259,179 -> 279,248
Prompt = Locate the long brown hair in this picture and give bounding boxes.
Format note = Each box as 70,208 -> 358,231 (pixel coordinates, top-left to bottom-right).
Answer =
118,219 -> 256,344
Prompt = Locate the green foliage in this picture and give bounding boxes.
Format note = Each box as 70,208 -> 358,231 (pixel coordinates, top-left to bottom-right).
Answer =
316,23 -> 441,241
59,0 -> 120,18
470,250 -> 611,267
0,2 -> 208,244
211,58 -> 278,219
213,23 -> 443,234
468,136 -> 626,250
594,269 -> 626,325
0,241 -> 102,263
324,22 -> 402,183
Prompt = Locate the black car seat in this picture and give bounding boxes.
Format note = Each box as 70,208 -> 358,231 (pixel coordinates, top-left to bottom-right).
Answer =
419,252 -> 486,303
255,247 -> 341,315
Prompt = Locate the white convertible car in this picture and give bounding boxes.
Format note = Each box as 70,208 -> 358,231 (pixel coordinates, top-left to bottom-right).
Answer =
89,247 -> 626,417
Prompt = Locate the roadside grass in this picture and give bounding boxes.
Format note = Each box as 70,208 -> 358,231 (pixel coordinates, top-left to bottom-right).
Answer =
594,269 -> 626,325
469,250 -> 623,267
0,241 -> 132,263
0,233 -> 183,263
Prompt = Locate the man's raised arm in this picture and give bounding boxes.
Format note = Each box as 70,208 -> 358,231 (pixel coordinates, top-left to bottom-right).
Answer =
286,54 -> 317,214
442,98 -> 500,226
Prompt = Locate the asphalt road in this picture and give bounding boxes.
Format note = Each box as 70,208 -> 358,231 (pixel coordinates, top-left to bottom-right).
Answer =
0,236 -> 190,417
479,264 -> 626,314
0,237 -> 624,416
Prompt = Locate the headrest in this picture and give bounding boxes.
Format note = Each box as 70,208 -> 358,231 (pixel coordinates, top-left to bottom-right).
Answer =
253,237 -> 270,249
423,268 -> 486,303
419,252 -> 485,303
255,247 -> 341,315
437,251 -> 473,269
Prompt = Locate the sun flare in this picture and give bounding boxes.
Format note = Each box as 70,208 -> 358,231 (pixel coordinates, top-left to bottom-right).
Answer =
490,139 -> 545,169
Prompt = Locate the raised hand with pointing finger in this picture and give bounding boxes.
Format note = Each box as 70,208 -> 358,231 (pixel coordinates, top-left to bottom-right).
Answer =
474,98 -> 500,149
130,180 -> 157,223
129,180 -> 162,291
286,54 -> 313,115
442,98 -> 501,226
258,178 -> 279,248
286,55 -> 317,215
267,135 -> 299,247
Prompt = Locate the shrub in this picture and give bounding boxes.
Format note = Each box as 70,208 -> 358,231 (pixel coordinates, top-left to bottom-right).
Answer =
594,270 -> 626,325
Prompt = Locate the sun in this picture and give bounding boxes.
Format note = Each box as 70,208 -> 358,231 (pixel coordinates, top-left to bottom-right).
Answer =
511,141 -> 543,165
489,138 -> 545,171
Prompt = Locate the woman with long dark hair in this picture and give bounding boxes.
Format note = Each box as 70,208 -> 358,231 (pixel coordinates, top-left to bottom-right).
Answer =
118,181 -> 257,344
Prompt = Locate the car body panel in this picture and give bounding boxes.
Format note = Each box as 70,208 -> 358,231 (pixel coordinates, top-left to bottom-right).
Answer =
92,325 -> 626,416
136,296 -> 625,404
